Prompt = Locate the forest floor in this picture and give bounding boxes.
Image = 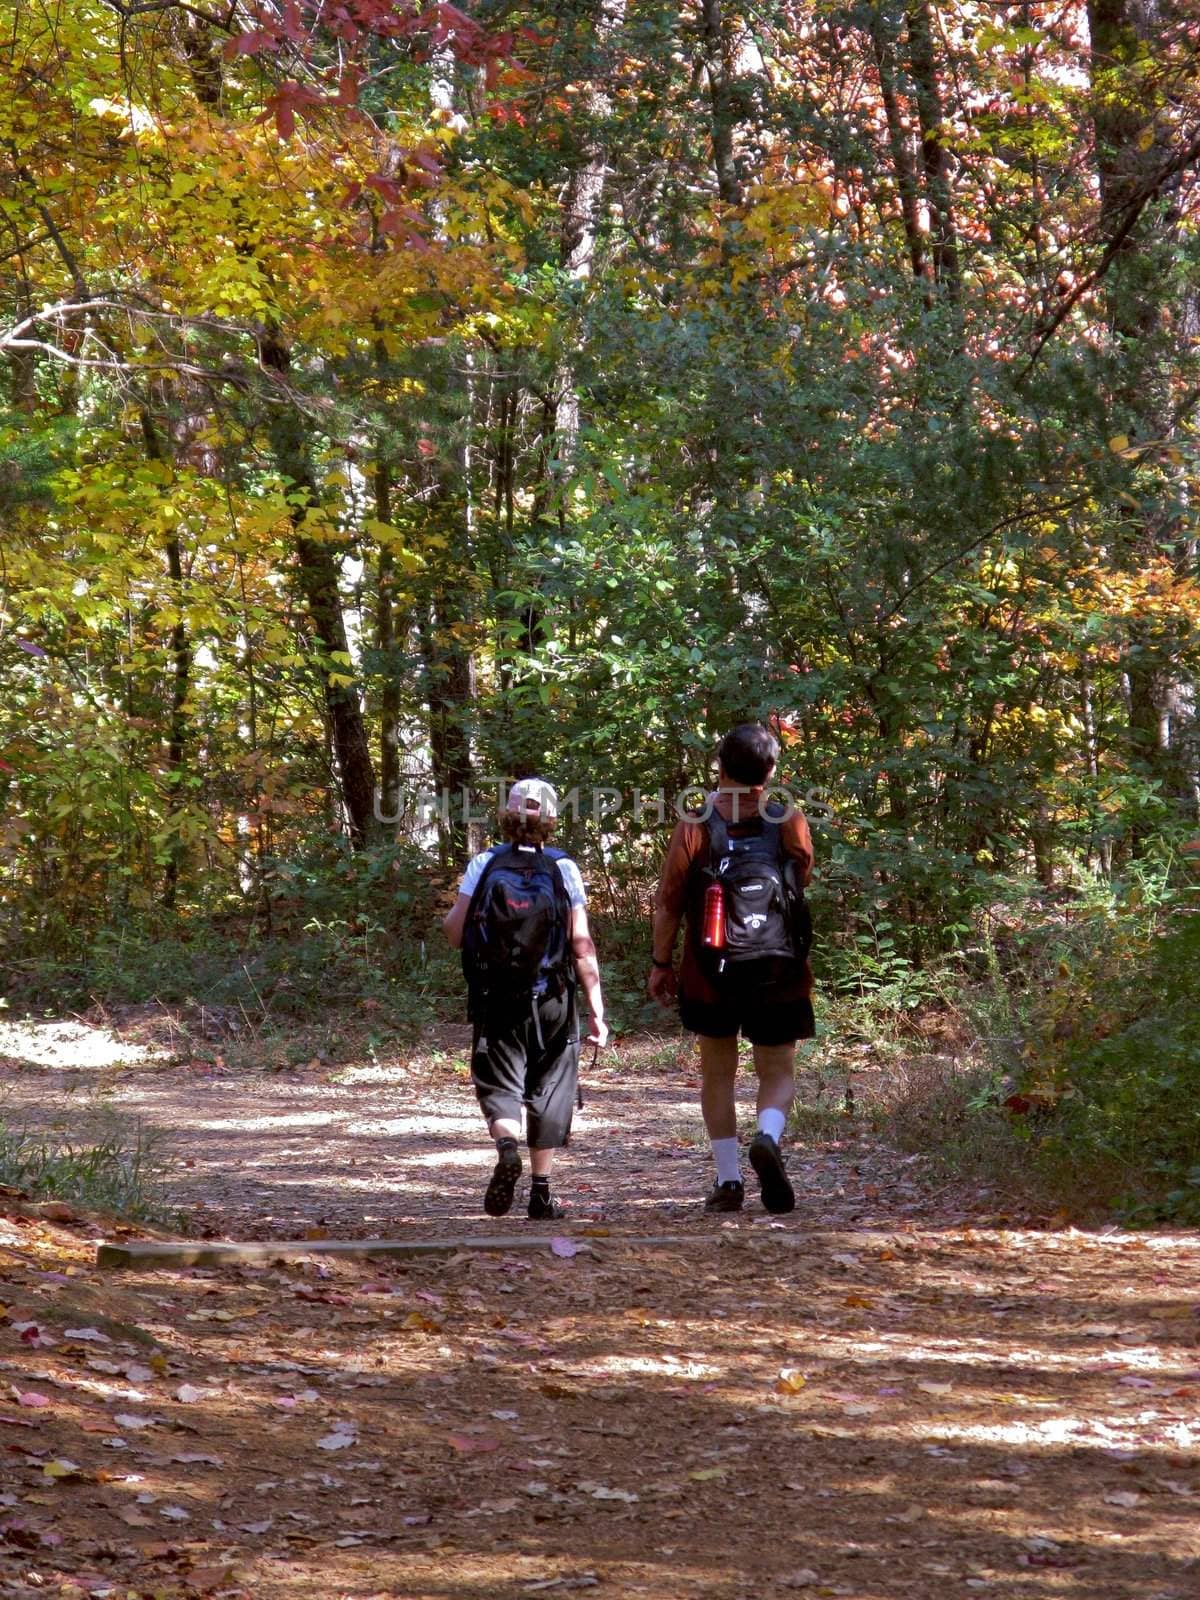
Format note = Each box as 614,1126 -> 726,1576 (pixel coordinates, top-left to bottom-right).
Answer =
0,1014 -> 1197,1600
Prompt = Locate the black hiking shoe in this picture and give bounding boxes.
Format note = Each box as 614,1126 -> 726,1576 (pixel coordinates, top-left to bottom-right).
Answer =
484,1141 -> 522,1217
527,1185 -> 565,1221
748,1132 -> 795,1214
703,1179 -> 745,1213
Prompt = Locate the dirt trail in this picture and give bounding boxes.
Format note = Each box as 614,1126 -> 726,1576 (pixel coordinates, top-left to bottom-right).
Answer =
1,1025 -> 1198,1600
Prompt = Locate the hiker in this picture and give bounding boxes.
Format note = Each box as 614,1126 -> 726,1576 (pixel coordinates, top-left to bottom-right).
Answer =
442,778 -> 608,1221
648,723 -> 814,1214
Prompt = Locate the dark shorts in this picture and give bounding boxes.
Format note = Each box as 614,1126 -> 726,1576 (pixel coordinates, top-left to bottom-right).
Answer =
471,991 -> 579,1149
680,982 -> 815,1046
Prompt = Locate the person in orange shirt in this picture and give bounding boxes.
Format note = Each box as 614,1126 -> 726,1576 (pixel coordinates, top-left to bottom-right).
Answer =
648,724 -> 814,1214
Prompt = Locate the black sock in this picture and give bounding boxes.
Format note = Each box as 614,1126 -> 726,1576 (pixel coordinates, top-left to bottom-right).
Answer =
531,1175 -> 550,1190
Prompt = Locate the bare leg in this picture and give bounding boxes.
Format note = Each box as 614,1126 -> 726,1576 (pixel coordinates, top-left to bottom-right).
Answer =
698,1035 -> 739,1139
752,1041 -> 796,1124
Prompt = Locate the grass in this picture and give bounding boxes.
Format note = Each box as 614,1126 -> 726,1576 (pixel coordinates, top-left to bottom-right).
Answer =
0,1110 -> 176,1224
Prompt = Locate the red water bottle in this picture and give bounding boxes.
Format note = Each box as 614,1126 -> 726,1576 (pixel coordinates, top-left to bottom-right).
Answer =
702,882 -> 726,949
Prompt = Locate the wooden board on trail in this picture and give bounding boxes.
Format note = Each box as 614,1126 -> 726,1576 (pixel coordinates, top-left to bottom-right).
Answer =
97,1234 -> 606,1268
96,1228 -> 881,1269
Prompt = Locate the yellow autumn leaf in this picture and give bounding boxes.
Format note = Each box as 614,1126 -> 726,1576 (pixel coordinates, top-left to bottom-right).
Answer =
1108,434 -> 1129,453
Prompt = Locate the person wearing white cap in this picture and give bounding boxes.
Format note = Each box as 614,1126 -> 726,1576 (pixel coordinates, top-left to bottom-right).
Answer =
442,778 -> 608,1220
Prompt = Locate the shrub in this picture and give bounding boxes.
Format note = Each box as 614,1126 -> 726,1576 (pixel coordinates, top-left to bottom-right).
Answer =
0,1112 -> 175,1223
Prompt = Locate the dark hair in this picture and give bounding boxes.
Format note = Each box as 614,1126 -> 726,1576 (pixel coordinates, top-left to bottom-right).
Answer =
718,722 -> 779,786
498,811 -> 556,847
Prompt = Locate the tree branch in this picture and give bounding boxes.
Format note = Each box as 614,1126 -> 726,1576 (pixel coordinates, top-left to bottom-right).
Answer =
1017,125 -> 1200,386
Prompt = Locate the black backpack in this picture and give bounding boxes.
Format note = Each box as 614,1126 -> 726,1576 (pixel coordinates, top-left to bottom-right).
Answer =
692,809 -> 811,983
462,844 -> 573,1019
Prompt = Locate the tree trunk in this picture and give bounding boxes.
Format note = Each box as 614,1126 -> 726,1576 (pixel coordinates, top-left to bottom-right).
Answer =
699,0 -> 744,206
1087,0 -> 1198,816
419,591 -> 476,867
905,0 -> 961,300
867,7 -> 929,289
140,409 -> 191,908
259,333 -> 378,848
374,454 -> 402,825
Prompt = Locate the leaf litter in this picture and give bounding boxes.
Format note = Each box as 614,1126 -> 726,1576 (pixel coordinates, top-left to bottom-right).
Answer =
1,1036 -> 1199,1598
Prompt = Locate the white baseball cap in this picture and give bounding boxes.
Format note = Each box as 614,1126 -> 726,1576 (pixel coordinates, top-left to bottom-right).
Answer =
506,777 -> 558,817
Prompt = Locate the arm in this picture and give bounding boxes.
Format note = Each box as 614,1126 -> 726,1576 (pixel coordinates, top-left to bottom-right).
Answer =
782,808 -> 814,885
570,904 -> 608,1046
442,893 -> 470,949
647,821 -> 692,1005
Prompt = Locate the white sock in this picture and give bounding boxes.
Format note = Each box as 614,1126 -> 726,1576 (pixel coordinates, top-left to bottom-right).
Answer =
757,1108 -> 787,1144
712,1137 -> 742,1185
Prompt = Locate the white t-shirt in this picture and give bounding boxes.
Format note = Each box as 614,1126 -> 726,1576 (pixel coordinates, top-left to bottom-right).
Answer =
458,847 -> 586,910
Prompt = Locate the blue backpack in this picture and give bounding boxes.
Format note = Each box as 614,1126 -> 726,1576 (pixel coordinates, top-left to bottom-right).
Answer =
462,845 -> 573,1018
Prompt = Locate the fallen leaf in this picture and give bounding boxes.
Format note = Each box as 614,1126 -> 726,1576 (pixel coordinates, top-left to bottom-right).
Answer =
550,1237 -> 580,1258
1103,1491 -> 1140,1508
185,1564 -> 235,1593
63,1327 -> 110,1344
113,1413 -> 156,1430
175,1384 -> 209,1404
523,1578 -> 599,1593
917,1381 -> 953,1396
160,1504 -> 191,1520
448,1434 -> 499,1454
577,1480 -> 638,1502
316,1428 -> 357,1452
775,1370 -> 807,1396
43,1459 -> 83,1480
15,1392 -> 50,1409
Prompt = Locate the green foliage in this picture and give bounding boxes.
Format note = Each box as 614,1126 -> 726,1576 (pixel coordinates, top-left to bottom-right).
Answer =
0,1113 -> 175,1223
1018,893 -> 1200,1223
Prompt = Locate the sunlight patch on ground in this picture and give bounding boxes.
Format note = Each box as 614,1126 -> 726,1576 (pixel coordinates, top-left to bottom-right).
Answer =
0,1019 -> 167,1071
918,1415 -> 1197,1452
345,1115 -> 477,1136
842,1335 -> 1189,1376
186,1112 -> 339,1132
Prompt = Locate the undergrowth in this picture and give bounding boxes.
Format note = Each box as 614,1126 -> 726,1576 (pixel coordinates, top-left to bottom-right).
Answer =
3,840 -> 1197,1224
0,1111 -> 176,1223
794,847 -> 1200,1223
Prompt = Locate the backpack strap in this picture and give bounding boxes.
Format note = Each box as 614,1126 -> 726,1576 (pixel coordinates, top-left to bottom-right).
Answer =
705,810 -> 730,865
464,844 -> 509,918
